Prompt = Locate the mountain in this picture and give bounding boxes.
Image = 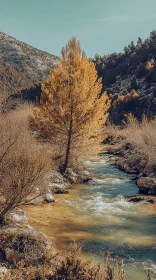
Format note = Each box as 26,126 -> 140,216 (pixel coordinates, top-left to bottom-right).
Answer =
0,32 -> 59,97
0,31 -> 156,122
0,60 -> 33,99
93,31 -> 156,123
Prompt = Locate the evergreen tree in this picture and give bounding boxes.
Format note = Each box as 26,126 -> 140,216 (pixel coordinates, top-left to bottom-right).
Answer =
130,76 -> 138,90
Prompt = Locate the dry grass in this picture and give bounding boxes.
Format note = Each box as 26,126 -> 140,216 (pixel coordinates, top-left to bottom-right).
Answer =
1,244 -> 154,280
106,115 -> 156,171
1,244 -> 126,280
0,105 -> 52,224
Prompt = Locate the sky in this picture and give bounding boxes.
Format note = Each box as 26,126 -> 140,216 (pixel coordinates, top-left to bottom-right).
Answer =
0,0 -> 156,58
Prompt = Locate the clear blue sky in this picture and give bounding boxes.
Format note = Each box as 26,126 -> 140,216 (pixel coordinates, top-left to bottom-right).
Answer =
0,0 -> 156,58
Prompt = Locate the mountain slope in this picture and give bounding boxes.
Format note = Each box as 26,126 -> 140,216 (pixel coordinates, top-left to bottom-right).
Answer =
0,60 -> 33,98
0,32 -> 59,83
93,31 -> 156,123
94,31 -> 156,96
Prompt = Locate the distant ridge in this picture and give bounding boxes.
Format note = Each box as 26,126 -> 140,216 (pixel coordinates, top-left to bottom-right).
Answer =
0,31 -> 59,96
93,30 -> 156,123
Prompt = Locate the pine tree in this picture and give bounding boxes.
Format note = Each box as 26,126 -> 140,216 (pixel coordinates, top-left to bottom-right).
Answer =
130,76 -> 138,90
33,38 -> 110,173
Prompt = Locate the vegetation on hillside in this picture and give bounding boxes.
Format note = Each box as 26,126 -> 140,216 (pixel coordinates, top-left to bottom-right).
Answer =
0,60 -> 33,99
93,31 -> 156,123
0,31 -> 59,101
93,31 -> 156,92
32,37 -> 110,173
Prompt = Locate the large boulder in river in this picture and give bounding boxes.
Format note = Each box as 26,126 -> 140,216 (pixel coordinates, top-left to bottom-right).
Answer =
137,177 -> 156,195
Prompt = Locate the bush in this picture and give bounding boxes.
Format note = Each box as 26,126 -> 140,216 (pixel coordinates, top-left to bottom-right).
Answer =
0,105 -> 51,224
3,245 -> 126,280
106,115 -> 156,172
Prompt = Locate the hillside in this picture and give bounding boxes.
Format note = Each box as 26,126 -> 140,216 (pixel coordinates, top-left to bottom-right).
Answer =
93,31 -> 156,123
0,32 -> 59,97
0,31 -> 156,122
0,60 -> 33,99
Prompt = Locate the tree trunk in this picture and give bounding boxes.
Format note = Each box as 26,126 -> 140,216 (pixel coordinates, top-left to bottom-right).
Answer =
61,117 -> 73,174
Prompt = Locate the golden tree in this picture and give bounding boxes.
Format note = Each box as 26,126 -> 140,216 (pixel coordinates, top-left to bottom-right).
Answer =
34,38 -> 110,173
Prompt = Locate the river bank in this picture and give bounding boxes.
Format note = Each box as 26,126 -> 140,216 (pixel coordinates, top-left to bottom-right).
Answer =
105,116 -> 156,197
23,154 -> 156,280
0,154 -> 156,279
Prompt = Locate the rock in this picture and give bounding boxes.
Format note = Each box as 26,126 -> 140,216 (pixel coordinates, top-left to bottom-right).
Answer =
0,265 -> 8,277
7,209 -> 28,224
49,183 -> 69,194
137,177 -> 156,195
126,169 -> 138,174
45,192 -> 55,203
65,168 -> 79,183
47,172 -> 64,185
125,195 -> 156,203
82,177 -> 92,183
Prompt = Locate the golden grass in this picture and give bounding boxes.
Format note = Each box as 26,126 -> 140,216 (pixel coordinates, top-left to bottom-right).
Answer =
106,114 -> 156,170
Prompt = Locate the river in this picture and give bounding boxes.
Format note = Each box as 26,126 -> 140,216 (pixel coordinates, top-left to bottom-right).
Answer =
24,154 -> 156,280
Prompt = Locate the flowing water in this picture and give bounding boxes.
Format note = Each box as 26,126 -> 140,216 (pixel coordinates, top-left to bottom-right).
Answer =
24,154 -> 156,280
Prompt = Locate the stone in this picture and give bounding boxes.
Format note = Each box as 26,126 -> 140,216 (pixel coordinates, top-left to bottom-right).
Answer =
125,195 -> 156,203
65,168 -> 79,183
82,177 -> 92,183
8,209 -> 28,224
45,192 -> 55,203
0,265 -> 8,277
137,177 -> 156,195
49,183 -> 69,194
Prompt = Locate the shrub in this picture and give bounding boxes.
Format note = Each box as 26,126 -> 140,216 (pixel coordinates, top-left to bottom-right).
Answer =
0,105 -> 51,224
106,114 -> 156,172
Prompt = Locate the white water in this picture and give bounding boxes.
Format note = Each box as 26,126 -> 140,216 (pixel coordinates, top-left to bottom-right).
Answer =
63,155 -> 156,279
25,154 -> 156,280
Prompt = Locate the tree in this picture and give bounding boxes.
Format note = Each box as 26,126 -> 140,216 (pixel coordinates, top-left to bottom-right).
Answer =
137,37 -> 143,45
123,46 -> 130,55
130,76 -> 138,90
129,41 -> 135,52
34,38 -> 110,173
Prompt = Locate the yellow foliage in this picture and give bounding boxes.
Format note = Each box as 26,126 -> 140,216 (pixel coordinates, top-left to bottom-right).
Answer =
115,90 -> 139,104
34,37 -> 110,172
146,61 -> 153,71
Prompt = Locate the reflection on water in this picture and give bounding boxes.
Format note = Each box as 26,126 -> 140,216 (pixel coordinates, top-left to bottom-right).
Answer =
24,154 -> 156,280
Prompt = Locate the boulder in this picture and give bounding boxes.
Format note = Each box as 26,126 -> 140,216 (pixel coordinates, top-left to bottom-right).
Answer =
137,177 -> 156,195
7,209 -> 28,224
125,195 -> 156,203
49,183 -> 69,194
45,192 -> 55,203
